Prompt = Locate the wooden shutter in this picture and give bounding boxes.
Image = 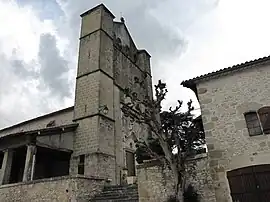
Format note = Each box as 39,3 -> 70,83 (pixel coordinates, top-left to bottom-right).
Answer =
258,107 -> 270,134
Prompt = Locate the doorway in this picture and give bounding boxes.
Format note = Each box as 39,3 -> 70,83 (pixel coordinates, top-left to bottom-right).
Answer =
227,164 -> 270,202
126,151 -> 135,176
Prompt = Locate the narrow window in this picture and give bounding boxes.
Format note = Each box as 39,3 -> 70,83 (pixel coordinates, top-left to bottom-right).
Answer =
78,155 -> 85,175
244,112 -> 262,136
258,107 -> 270,134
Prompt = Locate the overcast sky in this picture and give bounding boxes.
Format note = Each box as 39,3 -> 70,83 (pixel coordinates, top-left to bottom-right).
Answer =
1,0 -> 270,128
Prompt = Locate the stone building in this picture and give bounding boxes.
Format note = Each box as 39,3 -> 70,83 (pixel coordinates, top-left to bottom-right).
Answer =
5,3 -> 270,202
182,56 -> 270,202
0,4 -> 152,201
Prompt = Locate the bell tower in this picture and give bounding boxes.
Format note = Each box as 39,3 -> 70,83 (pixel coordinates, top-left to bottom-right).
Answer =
71,4 -> 117,183
71,3 -> 153,185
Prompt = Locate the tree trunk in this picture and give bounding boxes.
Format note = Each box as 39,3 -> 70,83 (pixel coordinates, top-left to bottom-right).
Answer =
164,159 -> 181,202
158,137 -> 184,201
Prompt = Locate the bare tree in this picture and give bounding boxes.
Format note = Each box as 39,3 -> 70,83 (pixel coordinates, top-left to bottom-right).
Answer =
121,80 -> 205,201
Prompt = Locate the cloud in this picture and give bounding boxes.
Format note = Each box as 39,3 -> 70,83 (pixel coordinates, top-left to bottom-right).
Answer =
55,0 -> 219,107
38,33 -> 71,98
17,0 -> 65,20
0,0 -> 72,128
0,0 -> 220,128
55,0 -> 217,65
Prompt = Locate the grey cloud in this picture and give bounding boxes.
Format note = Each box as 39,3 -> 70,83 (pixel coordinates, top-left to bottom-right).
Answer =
0,0 -> 219,128
10,59 -> 38,79
56,0 -> 219,54
0,54 -> 33,128
0,2 -> 72,128
6,34 -> 71,99
17,0 -> 64,20
38,33 -> 71,98
56,0 -> 187,59
11,59 -> 28,76
0,33 -> 71,128
55,0 -> 219,81
8,48 -> 35,78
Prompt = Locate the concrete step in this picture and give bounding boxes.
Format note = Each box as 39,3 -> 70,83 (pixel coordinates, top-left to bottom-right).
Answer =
94,192 -> 138,197
90,200 -> 138,202
103,184 -> 137,191
90,184 -> 139,202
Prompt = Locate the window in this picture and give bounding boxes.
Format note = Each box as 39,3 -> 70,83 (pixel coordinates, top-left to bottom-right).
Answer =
244,112 -> 262,136
244,106 -> 270,136
78,155 -> 85,175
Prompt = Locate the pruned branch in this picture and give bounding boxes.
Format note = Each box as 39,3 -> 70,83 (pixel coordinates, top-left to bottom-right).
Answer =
121,79 -> 205,201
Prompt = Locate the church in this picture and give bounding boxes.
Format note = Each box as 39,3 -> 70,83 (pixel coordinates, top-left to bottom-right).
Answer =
0,4 -> 151,201
3,3 -> 270,202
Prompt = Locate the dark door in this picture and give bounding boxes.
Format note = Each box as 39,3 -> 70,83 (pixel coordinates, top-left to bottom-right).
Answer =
227,164 -> 270,202
126,151 -> 135,176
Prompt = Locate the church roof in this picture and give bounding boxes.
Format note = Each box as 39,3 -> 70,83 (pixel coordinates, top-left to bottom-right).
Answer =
0,123 -> 79,140
0,106 -> 74,133
181,55 -> 270,89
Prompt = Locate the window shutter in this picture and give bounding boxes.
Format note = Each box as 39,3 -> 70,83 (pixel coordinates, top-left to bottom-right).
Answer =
258,107 -> 270,134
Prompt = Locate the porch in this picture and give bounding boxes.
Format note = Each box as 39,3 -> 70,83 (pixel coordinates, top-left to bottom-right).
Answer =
0,123 -> 78,185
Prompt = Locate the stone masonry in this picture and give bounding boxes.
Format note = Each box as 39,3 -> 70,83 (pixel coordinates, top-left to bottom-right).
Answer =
183,60 -> 270,201
137,155 -> 216,202
67,4 -> 153,185
0,176 -> 104,202
0,4 -> 153,201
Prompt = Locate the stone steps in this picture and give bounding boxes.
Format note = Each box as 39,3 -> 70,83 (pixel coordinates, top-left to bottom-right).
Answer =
90,184 -> 139,202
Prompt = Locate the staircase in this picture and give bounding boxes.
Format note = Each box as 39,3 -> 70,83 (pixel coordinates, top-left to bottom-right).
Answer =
90,184 -> 139,202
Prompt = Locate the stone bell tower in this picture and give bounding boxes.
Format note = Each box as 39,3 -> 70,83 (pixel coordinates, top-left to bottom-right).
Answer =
71,4 -> 116,182
71,4 -> 153,184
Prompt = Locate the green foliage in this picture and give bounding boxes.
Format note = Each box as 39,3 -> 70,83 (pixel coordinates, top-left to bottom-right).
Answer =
135,135 -> 164,164
135,112 -> 205,164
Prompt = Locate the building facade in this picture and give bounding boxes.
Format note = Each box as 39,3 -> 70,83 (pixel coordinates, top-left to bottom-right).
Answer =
4,3 -> 270,202
182,56 -> 270,202
0,4 -> 152,201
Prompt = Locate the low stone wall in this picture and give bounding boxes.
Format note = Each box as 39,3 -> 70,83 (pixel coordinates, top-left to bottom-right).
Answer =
0,175 -> 105,202
187,154 -> 216,202
137,154 -> 216,202
137,160 -> 175,202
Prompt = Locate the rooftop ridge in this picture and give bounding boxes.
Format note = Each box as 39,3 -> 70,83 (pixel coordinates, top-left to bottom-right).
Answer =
181,55 -> 270,87
0,106 -> 74,132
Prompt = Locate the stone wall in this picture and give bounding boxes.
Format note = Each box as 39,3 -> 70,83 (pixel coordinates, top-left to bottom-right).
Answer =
0,107 -> 74,137
72,4 -> 117,183
72,4 -> 152,184
196,62 -> 270,201
113,20 -> 152,181
0,175 -> 105,202
137,154 -> 216,202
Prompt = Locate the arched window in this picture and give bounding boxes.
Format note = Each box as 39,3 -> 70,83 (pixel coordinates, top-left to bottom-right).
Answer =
244,111 -> 262,136
258,106 -> 270,134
